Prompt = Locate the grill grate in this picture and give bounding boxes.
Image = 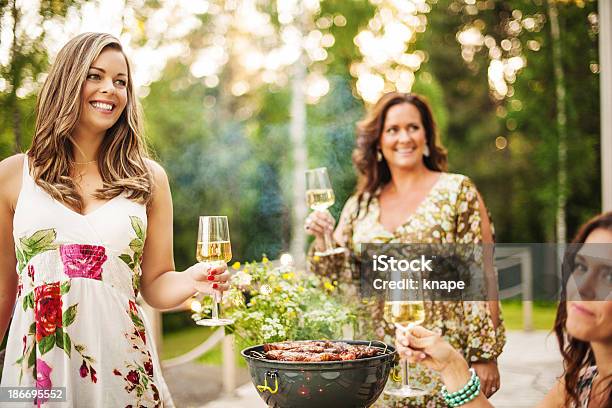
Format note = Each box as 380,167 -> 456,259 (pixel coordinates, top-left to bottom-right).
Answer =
248,340 -> 393,361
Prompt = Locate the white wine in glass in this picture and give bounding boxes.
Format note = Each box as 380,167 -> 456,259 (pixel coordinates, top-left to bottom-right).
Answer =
195,216 -> 234,327
383,301 -> 426,326
384,300 -> 428,398
196,241 -> 232,263
305,167 -> 345,256
306,188 -> 335,211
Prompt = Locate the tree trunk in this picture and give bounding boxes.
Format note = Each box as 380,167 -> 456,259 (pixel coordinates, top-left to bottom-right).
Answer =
547,0 -> 567,244
289,58 -> 308,267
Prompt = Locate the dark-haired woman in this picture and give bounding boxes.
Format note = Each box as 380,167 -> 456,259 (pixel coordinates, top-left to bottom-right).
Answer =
397,212 -> 612,407
305,92 -> 505,407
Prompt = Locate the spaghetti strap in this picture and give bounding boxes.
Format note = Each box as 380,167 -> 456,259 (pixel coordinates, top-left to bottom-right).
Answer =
21,154 -> 31,186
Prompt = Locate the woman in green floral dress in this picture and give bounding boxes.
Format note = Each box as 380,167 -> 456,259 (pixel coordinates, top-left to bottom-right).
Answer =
305,92 -> 505,407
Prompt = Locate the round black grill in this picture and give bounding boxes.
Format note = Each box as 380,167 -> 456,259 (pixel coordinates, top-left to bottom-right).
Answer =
241,340 -> 398,408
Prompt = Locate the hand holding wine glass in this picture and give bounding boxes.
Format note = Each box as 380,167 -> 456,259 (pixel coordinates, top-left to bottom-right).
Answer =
304,210 -> 335,248
187,262 -> 229,295
194,216 -> 234,326
304,167 -> 345,256
395,325 -> 464,373
384,300 -> 428,397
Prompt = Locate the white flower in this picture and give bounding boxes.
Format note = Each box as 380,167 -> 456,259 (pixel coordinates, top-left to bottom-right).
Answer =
232,271 -> 253,287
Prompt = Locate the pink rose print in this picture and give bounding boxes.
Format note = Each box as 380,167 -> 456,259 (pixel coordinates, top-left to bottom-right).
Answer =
34,283 -> 62,341
36,359 -> 52,407
60,244 -> 107,280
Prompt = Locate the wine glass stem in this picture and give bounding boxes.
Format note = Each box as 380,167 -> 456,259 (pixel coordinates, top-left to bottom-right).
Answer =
212,298 -> 220,320
324,230 -> 334,251
402,360 -> 409,387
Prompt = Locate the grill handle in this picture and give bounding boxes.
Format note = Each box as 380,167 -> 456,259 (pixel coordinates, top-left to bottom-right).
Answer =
390,366 -> 402,382
256,371 -> 279,394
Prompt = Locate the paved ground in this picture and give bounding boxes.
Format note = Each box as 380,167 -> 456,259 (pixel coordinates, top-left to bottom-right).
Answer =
163,363 -> 251,408
164,330 -> 563,408
488,330 -> 563,408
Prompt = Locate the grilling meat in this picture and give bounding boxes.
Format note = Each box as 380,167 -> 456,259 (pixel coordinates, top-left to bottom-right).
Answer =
263,341 -> 381,362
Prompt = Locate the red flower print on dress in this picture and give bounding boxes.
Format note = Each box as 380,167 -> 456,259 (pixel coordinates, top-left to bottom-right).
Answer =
60,244 -> 107,280
90,366 -> 97,383
34,283 -> 62,341
144,360 -> 153,377
126,369 -> 139,392
128,300 -> 138,313
79,360 -> 89,378
126,369 -> 139,384
28,264 -> 35,280
35,358 -> 52,407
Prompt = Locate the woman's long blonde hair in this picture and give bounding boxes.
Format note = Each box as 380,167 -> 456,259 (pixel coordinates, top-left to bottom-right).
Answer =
28,32 -> 152,212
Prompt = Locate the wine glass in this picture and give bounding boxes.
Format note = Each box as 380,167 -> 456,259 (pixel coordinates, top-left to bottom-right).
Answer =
195,216 -> 234,326
384,271 -> 428,397
305,167 -> 345,257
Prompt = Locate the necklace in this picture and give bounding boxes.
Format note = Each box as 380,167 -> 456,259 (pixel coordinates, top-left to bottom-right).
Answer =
73,160 -> 97,165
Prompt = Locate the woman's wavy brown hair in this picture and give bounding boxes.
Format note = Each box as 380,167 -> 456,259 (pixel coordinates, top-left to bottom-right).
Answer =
352,92 -> 447,215
554,212 -> 612,407
28,32 -> 152,212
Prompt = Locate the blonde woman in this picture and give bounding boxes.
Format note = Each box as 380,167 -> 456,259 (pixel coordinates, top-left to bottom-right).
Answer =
0,33 -> 229,406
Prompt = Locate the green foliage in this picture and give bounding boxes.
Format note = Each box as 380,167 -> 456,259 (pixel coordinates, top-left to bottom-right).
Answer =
0,0 -> 601,267
0,1 -> 82,154
423,0 -> 599,242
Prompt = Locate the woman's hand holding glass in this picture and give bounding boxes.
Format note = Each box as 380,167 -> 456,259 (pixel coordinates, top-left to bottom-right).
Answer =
396,325 -> 462,372
187,261 -> 230,295
396,325 -> 480,396
304,210 -> 336,252
194,215 -> 233,326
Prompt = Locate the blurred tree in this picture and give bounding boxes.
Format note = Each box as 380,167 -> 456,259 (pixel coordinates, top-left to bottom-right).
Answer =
0,0 -> 82,154
425,0 -> 599,242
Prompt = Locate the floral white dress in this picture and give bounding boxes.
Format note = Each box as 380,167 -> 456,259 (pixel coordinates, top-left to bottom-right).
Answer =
1,157 -> 173,407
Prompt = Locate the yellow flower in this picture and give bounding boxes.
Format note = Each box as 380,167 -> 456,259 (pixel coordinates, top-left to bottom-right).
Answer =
297,286 -> 305,293
313,255 -> 320,262
324,281 -> 335,291
282,272 -> 294,280
232,261 -> 241,270
262,256 -> 269,264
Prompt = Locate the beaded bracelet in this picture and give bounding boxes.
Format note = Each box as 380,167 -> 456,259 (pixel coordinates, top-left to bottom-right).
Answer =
440,368 -> 481,407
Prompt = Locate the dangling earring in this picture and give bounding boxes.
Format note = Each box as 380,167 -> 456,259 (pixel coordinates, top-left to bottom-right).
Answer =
423,144 -> 430,157
377,149 -> 383,162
